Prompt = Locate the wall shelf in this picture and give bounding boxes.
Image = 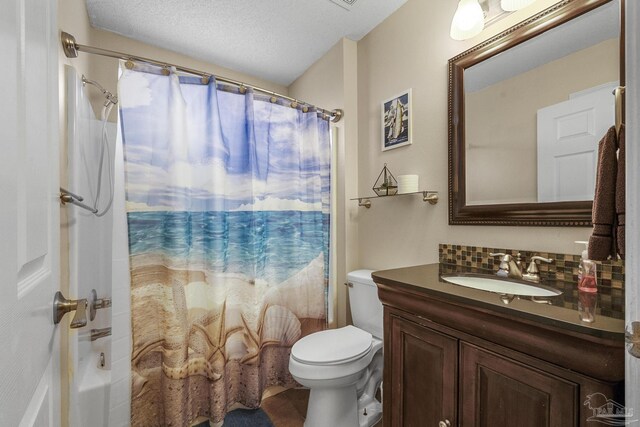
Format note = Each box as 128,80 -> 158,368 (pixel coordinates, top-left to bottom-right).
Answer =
350,191 -> 439,208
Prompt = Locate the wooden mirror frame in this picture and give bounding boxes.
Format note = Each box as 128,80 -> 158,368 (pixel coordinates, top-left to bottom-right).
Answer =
448,0 -> 624,226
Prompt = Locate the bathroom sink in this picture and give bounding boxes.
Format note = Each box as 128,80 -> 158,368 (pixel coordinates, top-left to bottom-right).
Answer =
441,274 -> 562,297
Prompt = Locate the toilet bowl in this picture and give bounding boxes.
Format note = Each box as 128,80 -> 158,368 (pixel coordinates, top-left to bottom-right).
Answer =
288,270 -> 384,427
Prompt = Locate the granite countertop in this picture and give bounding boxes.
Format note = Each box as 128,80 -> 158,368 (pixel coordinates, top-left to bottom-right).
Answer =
372,263 -> 625,341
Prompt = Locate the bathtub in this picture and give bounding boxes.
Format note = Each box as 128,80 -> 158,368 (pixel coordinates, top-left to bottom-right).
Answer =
72,332 -> 112,427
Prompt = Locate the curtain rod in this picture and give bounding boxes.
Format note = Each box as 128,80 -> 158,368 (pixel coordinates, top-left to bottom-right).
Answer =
61,31 -> 343,123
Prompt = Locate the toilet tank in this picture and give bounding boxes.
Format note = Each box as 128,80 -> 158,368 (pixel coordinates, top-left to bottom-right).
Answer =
347,270 -> 384,339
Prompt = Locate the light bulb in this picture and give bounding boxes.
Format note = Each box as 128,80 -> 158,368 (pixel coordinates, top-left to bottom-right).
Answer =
450,0 -> 485,41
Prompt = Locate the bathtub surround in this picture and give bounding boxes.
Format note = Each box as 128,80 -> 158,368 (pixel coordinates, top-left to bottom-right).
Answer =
118,66 -> 331,424
65,67 -> 117,427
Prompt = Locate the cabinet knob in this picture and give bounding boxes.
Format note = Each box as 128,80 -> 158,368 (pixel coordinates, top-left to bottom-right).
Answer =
439,420 -> 451,427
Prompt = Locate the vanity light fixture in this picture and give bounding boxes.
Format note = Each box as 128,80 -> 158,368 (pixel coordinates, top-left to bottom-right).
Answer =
500,0 -> 536,12
450,0 -> 537,40
450,0 -> 486,41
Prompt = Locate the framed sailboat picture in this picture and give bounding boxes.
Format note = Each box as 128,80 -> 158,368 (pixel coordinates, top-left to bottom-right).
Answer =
382,89 -> 412,151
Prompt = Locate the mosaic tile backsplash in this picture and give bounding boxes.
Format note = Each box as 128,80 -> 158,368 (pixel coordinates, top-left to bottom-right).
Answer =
439,243 -> 625,290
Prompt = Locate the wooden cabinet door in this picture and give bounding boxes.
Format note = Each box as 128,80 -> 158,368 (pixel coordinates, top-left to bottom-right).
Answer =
387,314 -> 458,427
460,342 -> 578,427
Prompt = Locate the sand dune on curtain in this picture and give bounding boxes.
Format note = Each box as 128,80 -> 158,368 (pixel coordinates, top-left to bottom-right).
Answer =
128,252 -> 326,425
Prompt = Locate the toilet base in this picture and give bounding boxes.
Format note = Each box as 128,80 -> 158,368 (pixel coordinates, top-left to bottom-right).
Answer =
304,385 -> 359,427
358,399 -> 382,427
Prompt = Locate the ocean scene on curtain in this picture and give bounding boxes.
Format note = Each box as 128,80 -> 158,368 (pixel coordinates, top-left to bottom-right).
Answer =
117,64 -> 330,426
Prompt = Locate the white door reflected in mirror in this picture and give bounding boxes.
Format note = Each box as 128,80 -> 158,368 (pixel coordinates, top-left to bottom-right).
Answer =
537,83 -> 615,202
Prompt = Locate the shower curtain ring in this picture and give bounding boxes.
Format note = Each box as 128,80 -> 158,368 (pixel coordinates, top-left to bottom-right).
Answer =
239,84 -> 247,94
291,99 -> 298,109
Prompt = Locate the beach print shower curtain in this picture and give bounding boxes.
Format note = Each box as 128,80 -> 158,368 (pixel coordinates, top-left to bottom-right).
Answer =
117,64 -> 330,426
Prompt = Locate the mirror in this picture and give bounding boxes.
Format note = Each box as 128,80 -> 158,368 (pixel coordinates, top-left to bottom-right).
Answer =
448,0 -> 623,226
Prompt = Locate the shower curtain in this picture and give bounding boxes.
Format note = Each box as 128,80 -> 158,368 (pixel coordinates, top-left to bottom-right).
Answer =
117,64 -> 331,426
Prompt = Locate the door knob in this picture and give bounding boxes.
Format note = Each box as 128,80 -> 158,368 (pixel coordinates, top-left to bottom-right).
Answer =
53,291 -> 88,328
439,420 -> 451,427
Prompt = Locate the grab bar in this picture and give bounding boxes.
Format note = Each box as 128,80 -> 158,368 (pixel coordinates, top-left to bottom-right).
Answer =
60,187 -> 98,214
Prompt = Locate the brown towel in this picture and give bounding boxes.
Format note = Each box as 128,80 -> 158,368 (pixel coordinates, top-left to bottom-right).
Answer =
588,126 -> 617,260
616,125 -> 625,259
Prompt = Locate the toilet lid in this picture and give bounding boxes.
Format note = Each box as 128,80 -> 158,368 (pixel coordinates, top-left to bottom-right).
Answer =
291,325 -> 373,365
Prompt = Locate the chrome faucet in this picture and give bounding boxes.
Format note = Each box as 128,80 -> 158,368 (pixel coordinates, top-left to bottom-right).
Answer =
490,253 -> 523,279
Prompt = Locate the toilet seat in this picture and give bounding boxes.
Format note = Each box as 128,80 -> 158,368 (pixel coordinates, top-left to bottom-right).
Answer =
291,325 -> 373,365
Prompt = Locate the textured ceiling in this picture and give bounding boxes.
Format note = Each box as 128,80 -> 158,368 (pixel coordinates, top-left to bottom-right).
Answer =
85,0 -> 407,86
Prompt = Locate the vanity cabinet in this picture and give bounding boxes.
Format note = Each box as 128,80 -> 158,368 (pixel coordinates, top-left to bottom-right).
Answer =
388,311 -> 578,427
375,265 -> 625,427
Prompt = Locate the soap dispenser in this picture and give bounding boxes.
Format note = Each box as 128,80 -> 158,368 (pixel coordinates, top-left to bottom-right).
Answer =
576,241 -> 597,293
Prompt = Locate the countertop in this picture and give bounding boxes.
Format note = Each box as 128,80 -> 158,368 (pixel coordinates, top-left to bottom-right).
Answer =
372,263 -> 625,341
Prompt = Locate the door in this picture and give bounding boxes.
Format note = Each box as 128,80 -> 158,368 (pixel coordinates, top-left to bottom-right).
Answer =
625,0 -> 640,415
537,85 -> 615,202
0,0 -> 61,426
386,314 -> 458,427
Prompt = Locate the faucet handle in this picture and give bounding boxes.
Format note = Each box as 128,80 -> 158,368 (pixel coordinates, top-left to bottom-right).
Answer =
490,252 -> 512,263
490,253 -> 511,277
531,255 -> 553,263
523,256 -> 554,282
526,256 -> 554,273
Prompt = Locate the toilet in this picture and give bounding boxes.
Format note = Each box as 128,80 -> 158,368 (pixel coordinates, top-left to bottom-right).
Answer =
289,270 -> 384,427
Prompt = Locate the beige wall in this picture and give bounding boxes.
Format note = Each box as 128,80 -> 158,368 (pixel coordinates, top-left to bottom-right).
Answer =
289,38 -> 359,328
355,0 -> 595,272
466,39 -> 619,204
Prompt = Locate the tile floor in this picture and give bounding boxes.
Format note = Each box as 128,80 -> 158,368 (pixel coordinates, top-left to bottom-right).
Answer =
261,388 -> 310,426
